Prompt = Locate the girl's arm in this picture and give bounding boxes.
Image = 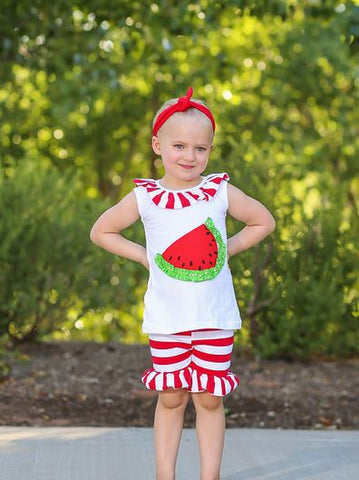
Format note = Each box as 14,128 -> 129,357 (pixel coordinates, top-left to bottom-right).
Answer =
90,191 -> 149,269
227,183 -> 276,258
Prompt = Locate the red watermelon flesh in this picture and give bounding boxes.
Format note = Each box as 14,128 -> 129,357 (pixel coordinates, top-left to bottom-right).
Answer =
162,224 -> 218,271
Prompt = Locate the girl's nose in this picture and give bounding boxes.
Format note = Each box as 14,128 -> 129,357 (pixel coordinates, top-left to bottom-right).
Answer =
183,149 -> 195,162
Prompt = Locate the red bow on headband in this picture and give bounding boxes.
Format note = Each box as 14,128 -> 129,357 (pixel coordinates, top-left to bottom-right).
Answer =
152,87 -> 216,136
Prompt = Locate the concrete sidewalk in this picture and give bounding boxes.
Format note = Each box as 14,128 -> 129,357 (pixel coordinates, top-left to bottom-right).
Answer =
0,427 -> 358,479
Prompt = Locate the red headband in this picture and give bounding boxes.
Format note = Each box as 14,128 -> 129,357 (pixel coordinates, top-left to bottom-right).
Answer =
152,87 -> 216,136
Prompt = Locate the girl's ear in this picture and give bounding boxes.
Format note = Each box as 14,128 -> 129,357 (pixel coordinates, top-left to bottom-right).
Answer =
152,136 -> 161,155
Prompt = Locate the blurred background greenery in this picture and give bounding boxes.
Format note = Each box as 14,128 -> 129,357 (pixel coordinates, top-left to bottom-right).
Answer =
0,0 -> 358,359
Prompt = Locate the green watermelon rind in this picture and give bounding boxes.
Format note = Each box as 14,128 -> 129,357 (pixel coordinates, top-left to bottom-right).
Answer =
155,217 -> 226,282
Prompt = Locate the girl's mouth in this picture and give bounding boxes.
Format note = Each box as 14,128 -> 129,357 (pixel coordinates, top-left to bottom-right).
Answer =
179,164 -> 195,170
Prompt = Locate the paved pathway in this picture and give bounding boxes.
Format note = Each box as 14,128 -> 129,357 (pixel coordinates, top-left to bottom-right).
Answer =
0,427 -> 358,479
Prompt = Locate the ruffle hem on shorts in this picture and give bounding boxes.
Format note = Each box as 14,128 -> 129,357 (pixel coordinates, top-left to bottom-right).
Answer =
141,366 -> 239,397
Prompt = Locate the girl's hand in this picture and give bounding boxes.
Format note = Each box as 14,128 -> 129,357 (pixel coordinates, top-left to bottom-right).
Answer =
141,254 -> 150,271
90,191 -> 148,265
227,184 -> 276,255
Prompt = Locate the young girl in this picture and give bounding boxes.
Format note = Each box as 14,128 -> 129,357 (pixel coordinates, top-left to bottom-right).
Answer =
90,87 -> 275,480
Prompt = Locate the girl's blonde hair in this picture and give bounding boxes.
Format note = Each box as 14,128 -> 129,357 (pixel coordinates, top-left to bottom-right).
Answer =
152,97 -> 214,136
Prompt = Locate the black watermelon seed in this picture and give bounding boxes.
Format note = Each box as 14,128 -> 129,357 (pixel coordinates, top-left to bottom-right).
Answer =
209,243 -> 213,246
169,256 -> 172,260
209,253 -> 212,257
214,251 -> 218,254
190,261 -> 193,266
198,265 -> 202,270
206,231 -> 210,235
182,262 -> 185,267
210,261 -> 213,265
202,260 -> 206,264
177,256 -> 181,260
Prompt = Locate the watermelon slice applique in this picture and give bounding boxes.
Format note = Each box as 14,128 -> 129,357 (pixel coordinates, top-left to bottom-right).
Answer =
155,217 -> 226,282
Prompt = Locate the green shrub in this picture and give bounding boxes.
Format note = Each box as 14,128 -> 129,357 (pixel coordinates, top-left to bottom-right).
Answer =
252,206 -> 358,359
0,162 -> 146,345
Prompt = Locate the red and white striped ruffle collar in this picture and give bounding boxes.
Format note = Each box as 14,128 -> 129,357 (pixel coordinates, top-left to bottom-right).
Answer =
133,172 -> 229,209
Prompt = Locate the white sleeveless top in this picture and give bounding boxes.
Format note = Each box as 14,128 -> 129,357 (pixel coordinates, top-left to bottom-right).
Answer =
133,172 -> 242,334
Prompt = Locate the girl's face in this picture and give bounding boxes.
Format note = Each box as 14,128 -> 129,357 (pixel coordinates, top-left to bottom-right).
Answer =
152,115 -> 213,190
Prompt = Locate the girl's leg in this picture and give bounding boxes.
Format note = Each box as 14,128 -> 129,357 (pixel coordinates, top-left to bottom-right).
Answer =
191,392 -> 225,480
154,388 -> 190,480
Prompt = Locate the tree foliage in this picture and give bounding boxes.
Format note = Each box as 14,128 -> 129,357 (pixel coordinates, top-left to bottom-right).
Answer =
0,0 -> 358,357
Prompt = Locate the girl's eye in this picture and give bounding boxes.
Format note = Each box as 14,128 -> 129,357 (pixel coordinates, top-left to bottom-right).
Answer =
196,147 -> 206,152
174,144 -> 184,149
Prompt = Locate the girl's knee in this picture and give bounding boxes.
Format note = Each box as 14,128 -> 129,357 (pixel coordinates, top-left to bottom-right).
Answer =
192,391 -> 223,412
158,389 -> 190,410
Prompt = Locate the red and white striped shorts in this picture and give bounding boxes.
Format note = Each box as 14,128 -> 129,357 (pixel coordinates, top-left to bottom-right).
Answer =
141,329 -> 239,397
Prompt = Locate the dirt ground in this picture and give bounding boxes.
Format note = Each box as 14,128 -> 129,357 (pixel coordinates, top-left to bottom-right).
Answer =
0,340 -> 358,430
